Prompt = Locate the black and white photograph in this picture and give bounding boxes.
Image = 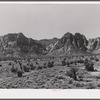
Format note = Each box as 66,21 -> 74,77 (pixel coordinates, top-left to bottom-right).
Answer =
0,2 -> 100,91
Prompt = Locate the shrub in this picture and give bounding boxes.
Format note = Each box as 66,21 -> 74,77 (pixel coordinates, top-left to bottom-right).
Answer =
9,62 -> 12,65
77,59 -> 84,63
64,58 -> 66,60
74,60 -> 77,65
48,61 -> 54,68
37,66 -> 42,70
11,65 -> 17,73
79,59 -> 84,63
0,64 -> 2,67
43,63 -> 47,68
30,66 -> 34,70
17,70 -> 23,77
61,60 -> 66,66
73,82 -> 83,87
66,61 -> 70,67
14,60 -> 17,63
86,83 -> 95,89
95,58 -> 99,62
97,84 -> 100,87
66,67 -> 78,80
70,61 -> 74,64
81,56 -> 84,58
35,62 -> 38,65
30,63 -> 34,70
11,68 -> 17,73
90,56 -> 94,60
23,66 -> 30,72
84,58 -> 89,65
68,80 -> 73,84
84,60 -> 94,71
56,76 -> 66,80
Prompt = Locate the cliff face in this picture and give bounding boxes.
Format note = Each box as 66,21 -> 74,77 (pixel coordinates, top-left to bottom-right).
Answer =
48,32 -> 89,55
40,37 -> 59,52
0,32 -> 100,57
74,33 -> 88,51
87,37 -> 100,53
0,33 -> 46,58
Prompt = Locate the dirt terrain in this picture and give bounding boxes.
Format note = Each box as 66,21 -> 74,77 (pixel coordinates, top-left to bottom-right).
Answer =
0,55 -> 100,89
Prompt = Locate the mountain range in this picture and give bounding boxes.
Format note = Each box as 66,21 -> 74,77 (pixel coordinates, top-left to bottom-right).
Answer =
0,32 -> 99,58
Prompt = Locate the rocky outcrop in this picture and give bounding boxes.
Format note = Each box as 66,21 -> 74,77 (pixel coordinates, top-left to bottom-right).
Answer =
74,33 -> 88,51
52,32 -> 76,50
48,32 -> 89,55
0,32 -> 100,57
40,37 -> 59,52
0,32 -> 46,57
87,37 -> 100,53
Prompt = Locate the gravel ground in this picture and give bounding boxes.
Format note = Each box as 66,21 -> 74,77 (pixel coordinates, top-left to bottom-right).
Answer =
0,56 -> 99,89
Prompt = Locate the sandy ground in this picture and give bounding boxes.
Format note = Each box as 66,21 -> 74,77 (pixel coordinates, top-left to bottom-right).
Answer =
0,56 -> 99,89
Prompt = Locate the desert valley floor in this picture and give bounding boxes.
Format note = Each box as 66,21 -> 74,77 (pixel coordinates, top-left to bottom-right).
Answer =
0,55 -> 100,89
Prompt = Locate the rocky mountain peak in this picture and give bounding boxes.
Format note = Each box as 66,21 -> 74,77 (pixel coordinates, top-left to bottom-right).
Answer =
62,32 -> 74,43
53,32 -> 75,50
0,32 -> 100,57
17,32 -> 26,39
74,32 -> 88,51
0,32 -> 46,57
49,32 -> 89,55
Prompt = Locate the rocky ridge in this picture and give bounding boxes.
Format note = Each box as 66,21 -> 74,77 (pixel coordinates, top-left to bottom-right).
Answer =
0,32 -> 100,57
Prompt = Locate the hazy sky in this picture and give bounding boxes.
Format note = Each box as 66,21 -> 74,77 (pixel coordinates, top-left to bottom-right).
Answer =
0,3 -> 100,40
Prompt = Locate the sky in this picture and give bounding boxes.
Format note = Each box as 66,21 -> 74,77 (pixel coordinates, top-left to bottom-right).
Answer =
0,3 -> 100,40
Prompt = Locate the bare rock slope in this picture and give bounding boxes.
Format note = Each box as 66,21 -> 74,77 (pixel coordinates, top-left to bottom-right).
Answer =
0,32 -> 100,57
0,33 -> 46,58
